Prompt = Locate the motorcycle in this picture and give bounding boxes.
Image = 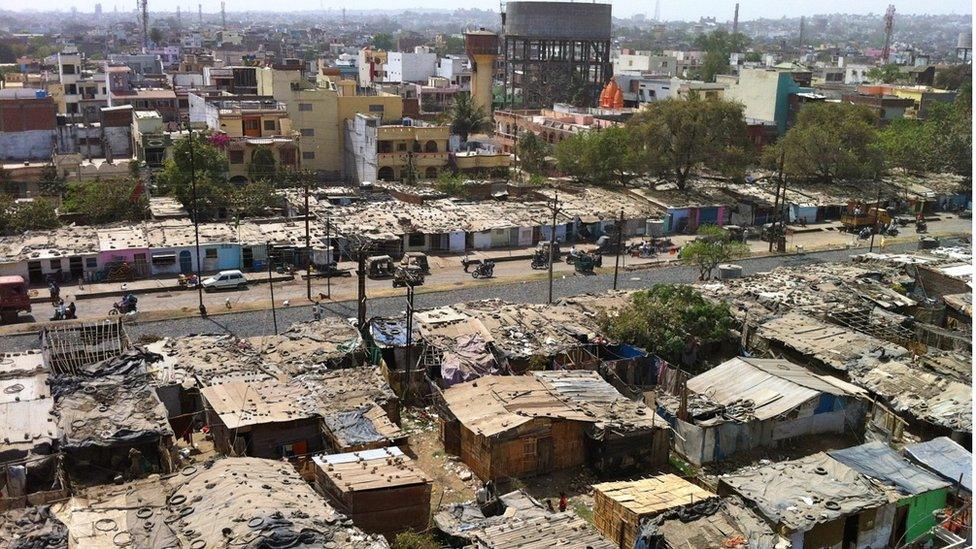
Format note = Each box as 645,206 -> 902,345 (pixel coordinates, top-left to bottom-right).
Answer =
178,273 -> 199,289
565,249 -> 584,265
50,302 -> 77,321
916,221 -> 928,234
857,227 -> 872,240
471,260 -> 495,279
530,251 -> 549,270
109,294 -> 138,315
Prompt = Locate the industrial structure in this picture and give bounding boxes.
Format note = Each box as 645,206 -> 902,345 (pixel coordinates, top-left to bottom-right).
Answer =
500,1 -> 613,109
882,4 -> 896,63
465,29 -> 499,114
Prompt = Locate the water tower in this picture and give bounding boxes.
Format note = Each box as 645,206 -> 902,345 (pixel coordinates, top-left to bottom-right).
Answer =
465,29 -> 499,114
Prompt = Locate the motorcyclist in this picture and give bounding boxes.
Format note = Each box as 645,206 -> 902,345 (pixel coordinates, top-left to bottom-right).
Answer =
117,293 -> 138,313
51,300 -> 66,321
49,281 -> 60,305
66,301 -> 77,320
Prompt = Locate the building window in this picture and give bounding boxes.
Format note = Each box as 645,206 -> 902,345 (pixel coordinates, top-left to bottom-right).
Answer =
298,103 -> 313,111
368,104 -> 384,112
243,119 -> 260,132
205,248 -> 218,259
300,128 -> 315,137
85,258 -> 97,269
302,151 -> 315,160
228,150 -> 244,164
408,233 -> 425,247
263,120 -> 276,131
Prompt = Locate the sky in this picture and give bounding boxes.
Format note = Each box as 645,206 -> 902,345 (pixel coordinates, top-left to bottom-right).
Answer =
7,0 -> 972,19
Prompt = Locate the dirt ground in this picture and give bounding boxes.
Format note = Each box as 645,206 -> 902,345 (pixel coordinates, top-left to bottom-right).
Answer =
399,407 -> 477,510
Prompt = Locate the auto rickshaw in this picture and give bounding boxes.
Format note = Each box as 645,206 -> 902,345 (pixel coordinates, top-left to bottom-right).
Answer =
574,252 -> 602,274
401,252 -> 430,274
393,264 -> 425,287
366,255 -> 396,279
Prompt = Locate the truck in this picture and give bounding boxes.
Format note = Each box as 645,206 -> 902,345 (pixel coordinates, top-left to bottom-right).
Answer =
0,276 -> 31,324
841,204 -> 892,233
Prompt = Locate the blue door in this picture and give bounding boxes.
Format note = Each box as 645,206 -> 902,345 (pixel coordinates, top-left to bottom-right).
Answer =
179,251 -> 192,274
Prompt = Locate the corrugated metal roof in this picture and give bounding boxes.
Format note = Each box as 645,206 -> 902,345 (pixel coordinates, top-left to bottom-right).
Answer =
905,437 -> 972,493
828,441 -> 950,496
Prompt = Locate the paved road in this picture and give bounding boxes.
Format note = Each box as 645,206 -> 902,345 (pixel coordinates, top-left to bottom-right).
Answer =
0,240 -> 963,353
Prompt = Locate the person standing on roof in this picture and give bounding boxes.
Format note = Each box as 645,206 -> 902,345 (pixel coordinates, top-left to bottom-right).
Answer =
558,492 -> 568,512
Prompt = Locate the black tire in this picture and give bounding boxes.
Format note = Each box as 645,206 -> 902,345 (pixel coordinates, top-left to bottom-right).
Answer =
108,308 -> 119,316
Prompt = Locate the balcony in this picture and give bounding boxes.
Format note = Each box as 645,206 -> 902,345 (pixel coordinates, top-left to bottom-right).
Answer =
453,152 -> 512,170
377,152 -> 449,168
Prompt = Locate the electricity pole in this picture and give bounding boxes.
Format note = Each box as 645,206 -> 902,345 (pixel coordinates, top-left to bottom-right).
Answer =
187,124 -> 206,317
869,177 -> 884,253
613,208 -> 623,290
304,172 -> 312,301
769,149 -> 785,253
266,242 -> 278,335
325,211 -> 332,299
546,190 -> 560,304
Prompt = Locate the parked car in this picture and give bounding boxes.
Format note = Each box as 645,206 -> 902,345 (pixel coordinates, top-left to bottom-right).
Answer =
201,270 -> 249,291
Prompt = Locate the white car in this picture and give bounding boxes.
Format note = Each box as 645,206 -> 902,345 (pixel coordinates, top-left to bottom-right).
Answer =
201,270 -> 248,291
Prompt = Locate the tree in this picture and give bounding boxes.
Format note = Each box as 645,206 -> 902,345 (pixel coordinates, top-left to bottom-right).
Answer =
763,102 -> 882,183
247,147 -> 277,182
156,136 -> 229,218
9,199 -> 60,232
935,65 -> 972,91
600,284 -> 733,369
554,128 -> 641,185
434,171 -> 467,197
867,64 -> 905,84
447,93 -> 490,143
63,179 -> 148,224
678,225 -> 750,281
372,33 -> 394,51
694,29 -> 749,82
38,164 -> 66,198
517,131 -> 550,176
628,98 -> 750,189
393,532 -> 440,549
228,180 -> 279,218
149,27 -> 163,45
879,119 -> 934,174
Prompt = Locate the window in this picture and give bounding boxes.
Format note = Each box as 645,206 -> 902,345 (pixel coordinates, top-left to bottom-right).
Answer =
205,248 -> 218,259
368,104 -> 384,112
243,119 -> 260,131
228,150 -> 244,164
408,233 -> 425,247
302,151 -> 316,160
298,103 -> 313,112
62,64 -> 76,74
85,258 -> 97,268
263,120 -> 276,131
300,128 -> 315,137
280,148 -> 296,165
50,258 -> 63,271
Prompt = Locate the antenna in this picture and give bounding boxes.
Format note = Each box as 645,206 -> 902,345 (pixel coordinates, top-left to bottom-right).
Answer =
882,5 -> 895,63
140,0 -> 149,51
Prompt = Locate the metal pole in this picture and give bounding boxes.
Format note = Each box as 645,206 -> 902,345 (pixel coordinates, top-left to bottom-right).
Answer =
304,173 -> 311,301
613,208 -> 623,291
404,284 -> 414,401
266,242 -> 278,334
869,178 -> 883,252
547,190 -> 558,304
325,211 -> 331,299
356,248 -> 367,331
188,125 -> 206,317
769,150 -> 785,253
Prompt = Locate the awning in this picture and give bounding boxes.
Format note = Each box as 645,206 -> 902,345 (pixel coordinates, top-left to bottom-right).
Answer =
151,253 -> 176,263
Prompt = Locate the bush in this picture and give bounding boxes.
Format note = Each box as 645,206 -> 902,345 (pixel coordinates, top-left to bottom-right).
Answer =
392,532 -> 440,549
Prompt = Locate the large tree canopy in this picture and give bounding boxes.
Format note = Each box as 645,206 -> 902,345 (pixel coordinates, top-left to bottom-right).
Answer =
627,98 -> 750,189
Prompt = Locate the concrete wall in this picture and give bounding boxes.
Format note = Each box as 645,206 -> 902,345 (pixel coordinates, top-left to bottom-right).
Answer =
343,115 -> 378,184
0,130 -> 56,161
724,68 -> 782,127
103,125 -> 132,159
385,52 -> 437,84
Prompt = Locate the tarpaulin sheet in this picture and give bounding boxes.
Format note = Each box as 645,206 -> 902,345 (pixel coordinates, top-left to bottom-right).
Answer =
905,437 -> 972,493
440,334 -> 497,387
828,441 -> 950,496
323,407 -> 385,446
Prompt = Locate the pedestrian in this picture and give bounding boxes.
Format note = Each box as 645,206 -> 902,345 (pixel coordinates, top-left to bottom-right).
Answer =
462,252 -> 470,272
558,492 -> 568,512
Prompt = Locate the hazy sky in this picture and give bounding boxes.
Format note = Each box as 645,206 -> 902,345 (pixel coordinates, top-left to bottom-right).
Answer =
10,0 -> 973,19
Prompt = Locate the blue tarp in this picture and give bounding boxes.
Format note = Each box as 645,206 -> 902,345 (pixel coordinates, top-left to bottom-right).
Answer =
904,437 -> 973,493
828,441 -> 949,496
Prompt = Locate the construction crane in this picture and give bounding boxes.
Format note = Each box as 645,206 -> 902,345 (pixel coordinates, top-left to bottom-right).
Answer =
881,4 -> 895,63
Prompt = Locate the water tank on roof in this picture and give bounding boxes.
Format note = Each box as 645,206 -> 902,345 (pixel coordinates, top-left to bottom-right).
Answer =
402,117 -> 413,126
34,90 -> 48,99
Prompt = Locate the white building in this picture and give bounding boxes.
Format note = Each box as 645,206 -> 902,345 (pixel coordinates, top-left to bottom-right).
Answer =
383,50 -> 437,84
845,64 -> 873,85
613,52 -> 677,76
435,55 -> 471,88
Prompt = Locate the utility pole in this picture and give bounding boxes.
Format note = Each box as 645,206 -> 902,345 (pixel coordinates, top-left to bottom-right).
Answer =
613,208 -> 623,290
869,178 -> 884,252
187,124 -> 206,317
356,245 -> 368,332
266,242 -> 278,334
546,190 -> 560,304
769,150 -> 785,253
304,173 -> 312,301
404,284 -> 415,401
325,211 -> 332,299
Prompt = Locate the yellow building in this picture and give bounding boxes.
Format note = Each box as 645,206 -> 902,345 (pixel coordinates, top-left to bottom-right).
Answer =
375,124 -> 451,180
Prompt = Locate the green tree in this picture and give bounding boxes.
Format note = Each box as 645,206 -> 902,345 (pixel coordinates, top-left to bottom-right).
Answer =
447,93 -> 490,143
744,51 -> 762,63
600,284 -> 733,369
867,64 -> 905,84
63,179 -> 148,224
678,225 -> 750,280
392,532 -> 440,549
554,128 -> 641,185
935,65 -> 973,91
229,180 -> 279,218
434,170 -> 467,197
10,199 -> 60,232
156,136 -> 229,218
0,193 -> 13,235
879,119 -> 934,174
628,98 -> 750,189
517,131 -> 550,176
372,33 -> 394,51
149,27 -> 163,45
38,164 -> 66,198
247,147 -> 277,182
763,102 -> 882,183
694,29 -> 749,82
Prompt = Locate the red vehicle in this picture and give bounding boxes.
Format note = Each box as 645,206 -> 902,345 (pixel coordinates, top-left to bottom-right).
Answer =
0,276 -> 31,324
